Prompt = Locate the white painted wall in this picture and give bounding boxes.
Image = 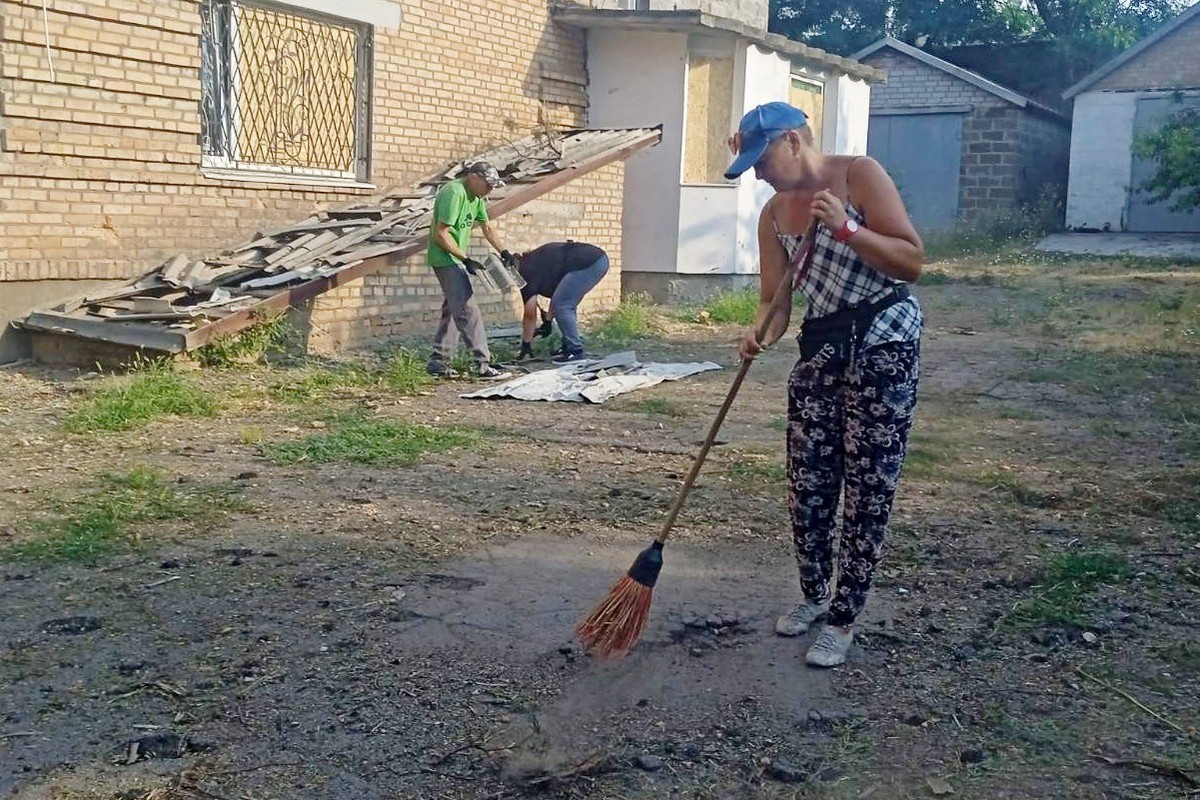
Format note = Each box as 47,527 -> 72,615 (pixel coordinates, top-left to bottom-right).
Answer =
285,0 -> 401,28
587,29 -> 688,274
678,186 -> 740,273
832,75 -> 871,156
732,44 -> 791,274
1065,91 -> 1139,231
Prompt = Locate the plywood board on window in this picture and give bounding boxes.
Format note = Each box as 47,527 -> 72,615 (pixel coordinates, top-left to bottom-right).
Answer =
684,53 -> 734,184
790,76 -> 824,150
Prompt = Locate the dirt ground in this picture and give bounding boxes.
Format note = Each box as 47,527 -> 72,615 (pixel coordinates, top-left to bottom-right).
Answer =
2,253 -> 1199,800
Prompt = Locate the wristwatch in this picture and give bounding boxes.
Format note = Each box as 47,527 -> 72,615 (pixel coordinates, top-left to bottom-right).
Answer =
833,218 -> 860,243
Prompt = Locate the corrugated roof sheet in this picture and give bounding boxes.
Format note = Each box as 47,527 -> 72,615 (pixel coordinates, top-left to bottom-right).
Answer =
22,126 -> 662,354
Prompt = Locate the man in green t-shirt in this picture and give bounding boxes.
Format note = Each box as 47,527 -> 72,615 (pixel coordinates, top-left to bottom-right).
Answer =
426,161 -> 515,380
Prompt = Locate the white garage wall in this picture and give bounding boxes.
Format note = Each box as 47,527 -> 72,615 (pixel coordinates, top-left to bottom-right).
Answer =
1065,91 -> 1139,231
832,75 -> 871,156
587,29 -> 688,274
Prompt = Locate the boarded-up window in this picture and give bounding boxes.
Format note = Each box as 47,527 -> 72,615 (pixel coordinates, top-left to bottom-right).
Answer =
684,41 -> 735,184
200,0 -> 372,181
789,76 -> 824,150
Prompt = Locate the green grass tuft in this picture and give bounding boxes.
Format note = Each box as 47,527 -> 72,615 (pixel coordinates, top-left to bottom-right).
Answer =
66,369 -> 217,433
267,349 -> 435,404
589,292 -> 656,347
699,289 -> 759,326
193,312 -> 298,368
5,467 -> 243,563
263,415 -> 477,466
1002,551 -> 1132,629
380,348 -> 436,394
902,432 -> 957,480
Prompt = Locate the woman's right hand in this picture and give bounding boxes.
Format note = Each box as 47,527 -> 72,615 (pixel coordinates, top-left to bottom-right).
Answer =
738,330 -> 764,361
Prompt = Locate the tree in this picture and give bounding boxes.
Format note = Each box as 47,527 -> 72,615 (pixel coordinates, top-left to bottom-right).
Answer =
770,0 -> 1186,58
1132,104 -> 1200,213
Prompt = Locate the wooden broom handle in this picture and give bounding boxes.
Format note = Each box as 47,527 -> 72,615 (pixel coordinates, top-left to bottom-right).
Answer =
655,219 -> 820,544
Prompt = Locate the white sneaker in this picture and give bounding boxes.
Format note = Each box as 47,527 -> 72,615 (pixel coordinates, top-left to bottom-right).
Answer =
805,624 -> 854,668
774,601 -> 829,637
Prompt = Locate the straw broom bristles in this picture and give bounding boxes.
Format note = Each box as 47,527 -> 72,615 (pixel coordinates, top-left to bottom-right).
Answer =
575,540 -> 663,659
575,574 -> 655,659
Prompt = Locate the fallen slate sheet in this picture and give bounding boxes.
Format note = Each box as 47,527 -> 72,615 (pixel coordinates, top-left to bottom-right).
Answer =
459,351 -> 722,403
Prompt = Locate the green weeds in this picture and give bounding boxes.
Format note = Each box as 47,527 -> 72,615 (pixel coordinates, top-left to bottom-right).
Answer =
1002,551 -> 1132,629
263,415 -> 477,466
66,369 -> 217,433
5,467 -> 243,563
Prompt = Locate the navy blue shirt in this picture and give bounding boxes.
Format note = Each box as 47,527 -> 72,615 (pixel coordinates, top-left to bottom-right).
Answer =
519,242 -> 606,302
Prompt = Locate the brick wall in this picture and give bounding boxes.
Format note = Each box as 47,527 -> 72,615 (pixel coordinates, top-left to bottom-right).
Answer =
959,105 -> 1021,216
863,50 -> 994,109
0,0 -> 628,354
1093,13 -> 1200,91
1016,109 -> 1070,212
862,49 -> 1068,222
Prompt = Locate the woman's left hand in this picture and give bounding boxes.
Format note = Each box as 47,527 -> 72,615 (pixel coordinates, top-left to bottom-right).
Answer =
810,189 -> 848,231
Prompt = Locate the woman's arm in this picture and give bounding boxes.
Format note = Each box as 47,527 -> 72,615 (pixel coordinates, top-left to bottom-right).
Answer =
811,157 -> 923,283
739,202 -> 797,360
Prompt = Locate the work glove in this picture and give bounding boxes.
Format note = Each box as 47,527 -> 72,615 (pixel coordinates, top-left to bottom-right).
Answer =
534,318 -> 553,339
499,249 -> 517,268
461,257 -> 483,275
518,342 -> 535,359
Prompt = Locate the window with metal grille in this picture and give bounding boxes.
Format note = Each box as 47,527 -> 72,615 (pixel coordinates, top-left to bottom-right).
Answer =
200,0 -> 373,182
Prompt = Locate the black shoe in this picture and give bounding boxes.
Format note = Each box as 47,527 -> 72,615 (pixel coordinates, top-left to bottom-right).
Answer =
475,363 -> 513,381
552,350 -> 586,364
427,361 -> 462,379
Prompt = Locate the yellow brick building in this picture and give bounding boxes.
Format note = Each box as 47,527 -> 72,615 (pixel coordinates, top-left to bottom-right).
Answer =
0,0 -> 627,360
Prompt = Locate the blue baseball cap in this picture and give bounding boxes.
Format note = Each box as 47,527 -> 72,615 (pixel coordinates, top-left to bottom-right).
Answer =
724,102 -> 809,180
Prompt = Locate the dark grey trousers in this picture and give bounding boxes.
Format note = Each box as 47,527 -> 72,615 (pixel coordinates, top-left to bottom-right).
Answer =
429,265 -> 490,365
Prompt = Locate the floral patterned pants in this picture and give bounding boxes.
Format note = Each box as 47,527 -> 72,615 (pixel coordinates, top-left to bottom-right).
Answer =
787,340 -> 920,627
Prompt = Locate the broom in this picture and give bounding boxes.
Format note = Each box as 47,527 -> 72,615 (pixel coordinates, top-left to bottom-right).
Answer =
576,219 -> 822,659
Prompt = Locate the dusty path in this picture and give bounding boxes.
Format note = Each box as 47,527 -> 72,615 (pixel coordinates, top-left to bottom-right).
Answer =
2,254 -> 1199,799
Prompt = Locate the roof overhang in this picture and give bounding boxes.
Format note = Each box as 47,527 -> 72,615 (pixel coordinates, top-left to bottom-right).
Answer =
854,36 -> 1068,121
552,5 -> 884,83
21,127 -> 663,354
1062,2 -> 1200,99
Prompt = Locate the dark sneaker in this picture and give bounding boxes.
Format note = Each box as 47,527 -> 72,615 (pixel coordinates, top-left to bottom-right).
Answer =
427,361 -> 462,379
552,350 -> 586,364
475,363 -> 512,381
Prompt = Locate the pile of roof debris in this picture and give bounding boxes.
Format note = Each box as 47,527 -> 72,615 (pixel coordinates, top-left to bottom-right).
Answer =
462,351 -> 722,403
21,126 -> 661,354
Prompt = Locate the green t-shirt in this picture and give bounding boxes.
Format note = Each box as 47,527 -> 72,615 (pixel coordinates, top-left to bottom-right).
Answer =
426,179 -> 489,267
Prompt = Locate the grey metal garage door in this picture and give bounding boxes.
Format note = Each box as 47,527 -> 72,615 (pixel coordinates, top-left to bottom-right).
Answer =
1127,95 -> 1200,233
867,112 -> 963,232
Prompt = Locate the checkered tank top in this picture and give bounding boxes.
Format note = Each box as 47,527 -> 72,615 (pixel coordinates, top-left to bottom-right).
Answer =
777,202 -> 923,348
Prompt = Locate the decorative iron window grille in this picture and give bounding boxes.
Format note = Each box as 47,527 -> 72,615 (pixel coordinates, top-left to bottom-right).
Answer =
200,0 -> 373,181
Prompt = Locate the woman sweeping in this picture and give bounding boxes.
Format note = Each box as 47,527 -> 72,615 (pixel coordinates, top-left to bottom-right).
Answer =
726,102 -> 924,668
